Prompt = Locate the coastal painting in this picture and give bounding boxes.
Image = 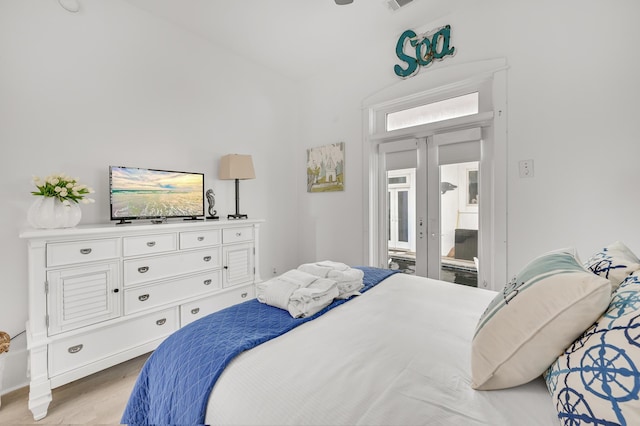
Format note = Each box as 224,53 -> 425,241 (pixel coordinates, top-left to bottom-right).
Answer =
306,142 -> 345,193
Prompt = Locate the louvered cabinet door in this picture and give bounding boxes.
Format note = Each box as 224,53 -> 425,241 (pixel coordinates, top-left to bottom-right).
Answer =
222,243 -> 254,288
46,262 -> 121,336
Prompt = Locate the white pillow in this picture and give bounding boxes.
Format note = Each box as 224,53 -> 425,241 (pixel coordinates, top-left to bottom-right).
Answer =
584,241 -> 640,291
471,249 -> 611,390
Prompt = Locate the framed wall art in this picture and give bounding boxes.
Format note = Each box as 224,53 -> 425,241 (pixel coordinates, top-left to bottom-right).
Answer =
307,142 -> 344,193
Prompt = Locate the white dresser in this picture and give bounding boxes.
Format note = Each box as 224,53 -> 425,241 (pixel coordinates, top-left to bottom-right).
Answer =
19,219 -> 263,420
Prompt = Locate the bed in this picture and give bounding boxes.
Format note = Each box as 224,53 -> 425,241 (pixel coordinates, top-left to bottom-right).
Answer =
204,271 -> 557,426
122,244 -> 640,426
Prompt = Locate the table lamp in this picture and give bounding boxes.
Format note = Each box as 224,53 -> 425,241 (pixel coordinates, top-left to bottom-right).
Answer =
219,154 -> 255,219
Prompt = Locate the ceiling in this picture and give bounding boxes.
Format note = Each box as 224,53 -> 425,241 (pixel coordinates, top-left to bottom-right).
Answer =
123,0 -> 461,81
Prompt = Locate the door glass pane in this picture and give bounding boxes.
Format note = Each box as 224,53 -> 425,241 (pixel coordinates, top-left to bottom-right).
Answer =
388,176 -> 407,184
440,161 -> 479,286
387,169 -> 416,274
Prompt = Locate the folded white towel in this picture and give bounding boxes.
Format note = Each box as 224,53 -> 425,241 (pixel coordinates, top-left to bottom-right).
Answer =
256,269 -> 319,310
297,263 -> 332,278
279,269 -> 318,287
327,267 -> 364,283
288,278 -> 339,318
335,279 -> 364,299
298,261 -> 364,299
298,261 -> 353,278
317,260 -> 350,271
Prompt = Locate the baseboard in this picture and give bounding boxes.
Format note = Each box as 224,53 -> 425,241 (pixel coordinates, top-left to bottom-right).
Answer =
0,336 -> 28,396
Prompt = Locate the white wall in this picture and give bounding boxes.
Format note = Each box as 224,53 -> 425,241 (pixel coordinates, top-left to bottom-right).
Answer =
297,0 -> 640,275
0,0 -> 300,392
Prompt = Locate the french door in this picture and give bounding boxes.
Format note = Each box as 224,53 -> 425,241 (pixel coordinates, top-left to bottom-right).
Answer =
364,59 -> 508,291
379,127 -> 485,287
424,128 -> 483,286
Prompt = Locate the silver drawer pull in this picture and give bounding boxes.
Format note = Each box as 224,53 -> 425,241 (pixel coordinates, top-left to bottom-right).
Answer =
68,344 -> 83,354
241,292 -> 248,298
138,266 -> 149,273
197,236 -> 205,241
191,308 -> 200,315
236,232 -> 242,237
146,241 -> 156,247
203,256 -> 211,262
80,248 -> 92,255
138,294 -> 150,302
203,279 -> 212,286
156,318 -> 166,326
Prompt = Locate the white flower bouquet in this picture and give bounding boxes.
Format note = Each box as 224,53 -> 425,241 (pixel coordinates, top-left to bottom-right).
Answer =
31,173 -> 95,205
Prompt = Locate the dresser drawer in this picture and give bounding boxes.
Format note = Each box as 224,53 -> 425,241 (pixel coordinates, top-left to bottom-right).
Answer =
123,233 -> 177,257
123,247 -> 221,286
222,227 -> 253,244
180,229 -> 221,250
180,284 -> 255,326
49,307 -> 178,377
47,238 -> 120,267
124,270 -> 222,315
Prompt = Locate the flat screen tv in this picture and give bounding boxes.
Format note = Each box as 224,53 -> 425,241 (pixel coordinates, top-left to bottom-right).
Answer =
109,166 -> 204,224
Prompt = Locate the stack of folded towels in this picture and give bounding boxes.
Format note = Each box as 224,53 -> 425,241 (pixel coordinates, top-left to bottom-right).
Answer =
256,261 -> 364,318
298,260 -> 364,299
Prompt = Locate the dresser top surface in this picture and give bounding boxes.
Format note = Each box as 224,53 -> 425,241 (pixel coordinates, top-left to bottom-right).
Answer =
19,218 -> 264,240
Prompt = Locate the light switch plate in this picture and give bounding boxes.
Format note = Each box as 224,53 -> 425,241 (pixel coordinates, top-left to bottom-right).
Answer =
519,160 -> 534,178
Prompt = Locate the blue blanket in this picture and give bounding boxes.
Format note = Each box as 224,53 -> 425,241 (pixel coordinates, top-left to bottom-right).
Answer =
121,266 -> 398,425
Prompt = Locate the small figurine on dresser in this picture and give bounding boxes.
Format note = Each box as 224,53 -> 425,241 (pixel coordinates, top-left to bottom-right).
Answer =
206,189 -> 219,220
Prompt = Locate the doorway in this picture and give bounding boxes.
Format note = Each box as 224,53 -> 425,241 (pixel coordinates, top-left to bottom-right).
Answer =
363,58 -> 508,291
381,129 -> 482,287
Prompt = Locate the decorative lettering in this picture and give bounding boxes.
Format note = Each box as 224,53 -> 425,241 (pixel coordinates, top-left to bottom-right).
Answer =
394,25 -> 455,78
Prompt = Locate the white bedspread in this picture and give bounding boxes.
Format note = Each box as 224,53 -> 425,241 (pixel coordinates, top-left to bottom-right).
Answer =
205,273 -> 558,425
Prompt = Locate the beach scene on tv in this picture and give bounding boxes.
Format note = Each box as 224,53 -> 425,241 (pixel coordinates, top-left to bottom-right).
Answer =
110,167 -> 203,219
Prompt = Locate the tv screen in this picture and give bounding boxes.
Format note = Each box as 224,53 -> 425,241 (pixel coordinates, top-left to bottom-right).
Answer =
109,166 -> 204,223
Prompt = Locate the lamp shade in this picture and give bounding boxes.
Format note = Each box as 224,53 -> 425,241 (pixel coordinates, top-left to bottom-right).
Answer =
219,154 -> 255,180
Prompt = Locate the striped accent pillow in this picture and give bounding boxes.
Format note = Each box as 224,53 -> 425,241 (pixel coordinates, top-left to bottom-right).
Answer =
471,249 -> 611,390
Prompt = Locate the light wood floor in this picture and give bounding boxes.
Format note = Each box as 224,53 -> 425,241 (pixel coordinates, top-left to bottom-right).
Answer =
0,352 -> 150,424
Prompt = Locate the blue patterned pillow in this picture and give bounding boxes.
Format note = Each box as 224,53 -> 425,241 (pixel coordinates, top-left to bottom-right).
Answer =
545,272 -> 640,425
584,241 -> 640,291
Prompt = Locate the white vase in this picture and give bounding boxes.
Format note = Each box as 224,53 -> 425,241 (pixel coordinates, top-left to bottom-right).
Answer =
27,197 -> 82,229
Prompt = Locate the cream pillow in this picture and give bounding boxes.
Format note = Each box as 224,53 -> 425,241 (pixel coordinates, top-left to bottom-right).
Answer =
471,249 -> 611,390
584,241 -> 640,291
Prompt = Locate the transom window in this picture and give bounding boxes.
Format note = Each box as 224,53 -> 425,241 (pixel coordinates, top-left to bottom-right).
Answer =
386,92 -> 479,131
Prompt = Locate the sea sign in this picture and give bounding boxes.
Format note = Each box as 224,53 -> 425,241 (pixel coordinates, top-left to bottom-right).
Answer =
394,25 -> 455,78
